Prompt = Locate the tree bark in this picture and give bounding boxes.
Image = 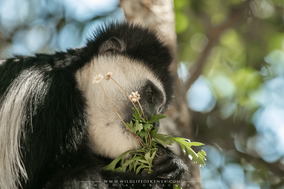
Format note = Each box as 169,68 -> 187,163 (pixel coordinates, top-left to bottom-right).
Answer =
120,0 -> 202,188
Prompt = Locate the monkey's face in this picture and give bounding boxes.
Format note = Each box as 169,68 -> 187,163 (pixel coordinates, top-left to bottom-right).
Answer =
76,55 -> 167,159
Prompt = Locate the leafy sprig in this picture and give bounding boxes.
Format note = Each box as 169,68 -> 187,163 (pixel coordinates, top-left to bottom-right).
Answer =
103,107 -> 207,174
103,146 -> 158,174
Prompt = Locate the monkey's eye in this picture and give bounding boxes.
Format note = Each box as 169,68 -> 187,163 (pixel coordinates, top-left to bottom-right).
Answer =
146,86 -> 154,103
104,49 -> 116,55
148,91 -> 154,100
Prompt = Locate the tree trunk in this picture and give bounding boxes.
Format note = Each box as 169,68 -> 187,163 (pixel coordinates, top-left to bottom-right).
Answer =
120,0 -> 202,188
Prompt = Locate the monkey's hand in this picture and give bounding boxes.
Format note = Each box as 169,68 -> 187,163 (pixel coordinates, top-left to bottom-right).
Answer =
151,144 -> 189,180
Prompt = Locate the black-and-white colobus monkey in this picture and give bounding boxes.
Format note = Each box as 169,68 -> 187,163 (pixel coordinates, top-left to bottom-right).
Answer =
0,22 -> 188,189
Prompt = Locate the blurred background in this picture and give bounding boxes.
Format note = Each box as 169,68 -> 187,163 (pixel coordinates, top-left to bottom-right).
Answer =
0,0 -> 284,188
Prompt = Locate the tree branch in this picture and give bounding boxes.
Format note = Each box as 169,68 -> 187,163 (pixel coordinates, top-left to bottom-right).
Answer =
184,1 -> 250,91
120,1 -> 204,188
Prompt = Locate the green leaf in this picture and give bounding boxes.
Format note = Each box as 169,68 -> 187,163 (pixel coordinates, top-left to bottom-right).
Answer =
132,107 -> 143,121
132,148 -> 147,154
143,123 -> 153,131
147,114 -> 167,124
102,149 -> 133,171
148,114 -> 155,123
134,120 -> 143,133
139,130 -> 148,138
151,141 -> 157,148
171,137 -> 207,166
145,151 -> 151,162
129,160 -> 134,171
138,159 -> 149,164
150,149 -> 157,160
126,121 -> 134,132
114,167 -> 125,172
150,130 -> 175,147
136,165 -> 144,174
200,150 -> 207,156
189,142 -> 205,146
152,138 -> 168,148
180,143 -> 186,156
148,149 -> 157,172
120,159 -> 135,172
149,128 -> 159,134
133,159 -> 141,171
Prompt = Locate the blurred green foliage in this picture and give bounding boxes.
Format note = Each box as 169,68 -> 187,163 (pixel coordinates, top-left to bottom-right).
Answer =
175,0 -> 284,188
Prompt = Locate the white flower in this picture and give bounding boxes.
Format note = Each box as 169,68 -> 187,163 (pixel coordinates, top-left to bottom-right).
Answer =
93,74 -> 104,83
105,71 -> 113,81
129,91 -> 141,102
132,91 -> 141,99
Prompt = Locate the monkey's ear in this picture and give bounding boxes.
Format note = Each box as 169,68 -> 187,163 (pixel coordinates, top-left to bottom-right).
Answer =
98,37 -> 126,55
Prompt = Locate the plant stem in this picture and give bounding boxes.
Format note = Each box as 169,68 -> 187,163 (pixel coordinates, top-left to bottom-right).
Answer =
137,101 -> 145,120
99,83 -> 144,147
110,78 -> 144,120
148,133 -> 151,147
